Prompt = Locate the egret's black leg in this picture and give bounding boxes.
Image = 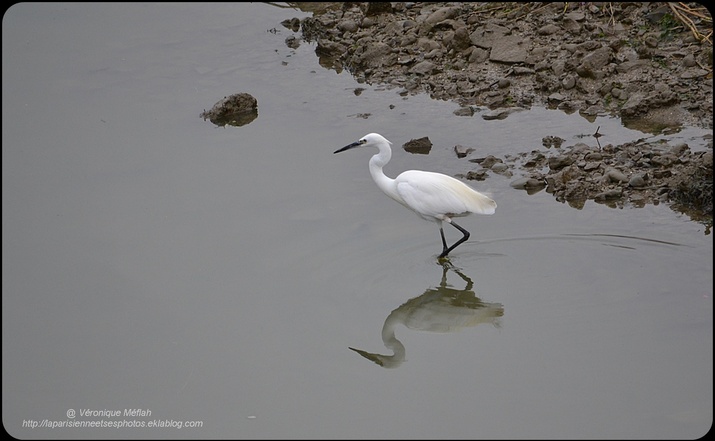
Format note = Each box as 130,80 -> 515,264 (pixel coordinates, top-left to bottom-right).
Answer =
438,221 -> 470,258
439,227 -> 449,256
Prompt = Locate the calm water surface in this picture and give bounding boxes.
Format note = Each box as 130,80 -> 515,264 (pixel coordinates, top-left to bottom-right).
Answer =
3,3 -> 712,439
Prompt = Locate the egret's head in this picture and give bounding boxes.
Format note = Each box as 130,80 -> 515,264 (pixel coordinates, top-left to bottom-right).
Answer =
334,133 -> 391,154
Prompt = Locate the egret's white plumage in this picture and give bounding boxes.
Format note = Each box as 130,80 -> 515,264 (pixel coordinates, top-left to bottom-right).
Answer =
334,133 -> 496,258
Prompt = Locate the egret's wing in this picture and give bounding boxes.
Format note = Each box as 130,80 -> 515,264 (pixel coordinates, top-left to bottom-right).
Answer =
395,171 -> 496,218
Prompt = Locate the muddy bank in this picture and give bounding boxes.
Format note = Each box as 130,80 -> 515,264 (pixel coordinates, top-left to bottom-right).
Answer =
283,2 -> 712,226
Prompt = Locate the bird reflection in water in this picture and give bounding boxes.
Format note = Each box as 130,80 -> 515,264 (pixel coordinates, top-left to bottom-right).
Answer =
349,261 -> 504,368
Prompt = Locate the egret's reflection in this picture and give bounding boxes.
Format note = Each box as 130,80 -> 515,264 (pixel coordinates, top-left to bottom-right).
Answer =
349,261 -> 504,368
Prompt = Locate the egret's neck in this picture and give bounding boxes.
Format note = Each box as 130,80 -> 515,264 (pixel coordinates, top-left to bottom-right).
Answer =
369,147 -> 401,203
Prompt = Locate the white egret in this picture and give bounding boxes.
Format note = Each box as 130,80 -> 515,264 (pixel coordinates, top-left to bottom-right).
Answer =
334,133 -> 496,258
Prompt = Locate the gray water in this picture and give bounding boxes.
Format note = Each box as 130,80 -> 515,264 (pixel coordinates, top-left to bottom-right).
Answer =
3,3 -> 712,439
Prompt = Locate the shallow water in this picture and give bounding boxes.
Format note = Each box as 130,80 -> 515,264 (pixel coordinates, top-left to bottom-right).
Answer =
3,3 -> 712,439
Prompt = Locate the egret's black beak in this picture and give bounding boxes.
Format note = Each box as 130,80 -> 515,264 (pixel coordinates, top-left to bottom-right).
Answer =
334,140 -> 362,154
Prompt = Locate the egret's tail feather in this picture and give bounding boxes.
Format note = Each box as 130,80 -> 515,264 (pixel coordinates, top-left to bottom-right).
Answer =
468,191 -> 497,215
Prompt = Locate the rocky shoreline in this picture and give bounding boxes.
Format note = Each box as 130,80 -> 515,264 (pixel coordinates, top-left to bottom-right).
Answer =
281,2 -> 712,226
